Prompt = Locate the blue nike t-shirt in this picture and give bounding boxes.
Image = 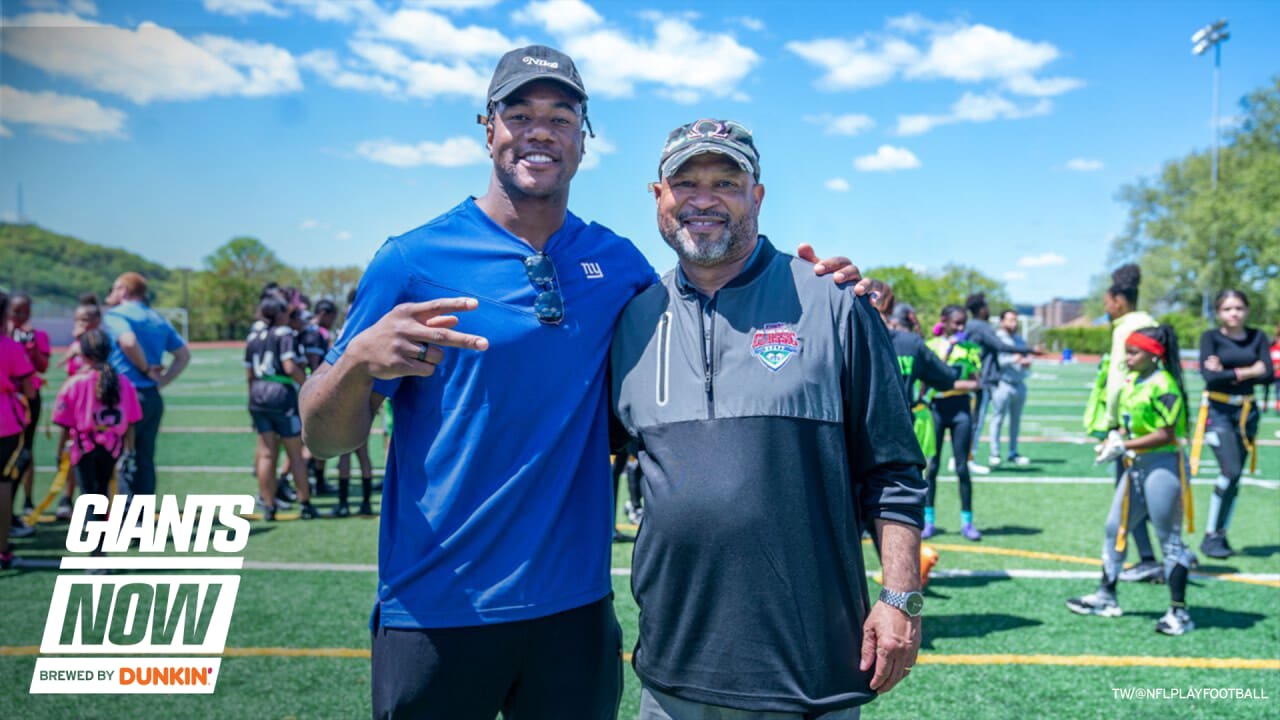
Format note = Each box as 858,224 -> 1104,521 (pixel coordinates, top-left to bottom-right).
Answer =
327,198 -> 658,628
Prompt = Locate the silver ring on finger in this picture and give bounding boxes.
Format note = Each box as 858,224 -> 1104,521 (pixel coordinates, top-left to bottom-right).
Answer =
416,342 -> 429,363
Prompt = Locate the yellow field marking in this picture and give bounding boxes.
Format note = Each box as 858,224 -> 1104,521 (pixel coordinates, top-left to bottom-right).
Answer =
915,654 -> 1280,670
222,647 -> 370,659
925,542 -> 1101,566
906,541 -> 1280,589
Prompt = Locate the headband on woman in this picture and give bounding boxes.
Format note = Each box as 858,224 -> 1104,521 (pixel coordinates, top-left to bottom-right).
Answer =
1125,332 -> 1165,359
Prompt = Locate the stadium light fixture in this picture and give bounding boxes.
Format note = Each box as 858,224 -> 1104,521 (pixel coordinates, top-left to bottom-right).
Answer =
1190,18 -> 1229,318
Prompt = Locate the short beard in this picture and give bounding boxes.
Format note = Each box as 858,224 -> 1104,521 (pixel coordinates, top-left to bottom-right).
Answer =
659,210 -> 757,268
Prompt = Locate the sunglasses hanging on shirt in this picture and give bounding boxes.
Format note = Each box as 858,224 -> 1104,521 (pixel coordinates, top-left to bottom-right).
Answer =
523,253 -> 565,325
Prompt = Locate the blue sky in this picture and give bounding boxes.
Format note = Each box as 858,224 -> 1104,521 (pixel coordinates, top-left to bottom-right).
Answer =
2,0 -> 1276,304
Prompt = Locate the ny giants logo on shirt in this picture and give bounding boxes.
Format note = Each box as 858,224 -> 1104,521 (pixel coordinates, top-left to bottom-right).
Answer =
751,323 -> 800,372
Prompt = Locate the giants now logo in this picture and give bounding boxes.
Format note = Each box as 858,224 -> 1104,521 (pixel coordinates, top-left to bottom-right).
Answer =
30,495 -> 253,695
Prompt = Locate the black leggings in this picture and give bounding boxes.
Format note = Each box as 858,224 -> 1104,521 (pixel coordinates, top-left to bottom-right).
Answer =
1207,401 -> 1260,533
77,446 -> 116,555
926,395 -> 973,512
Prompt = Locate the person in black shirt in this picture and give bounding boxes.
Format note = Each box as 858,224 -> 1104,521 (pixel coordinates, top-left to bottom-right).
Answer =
297,301 -> 339,498
1191,289 -> 1274,558
245,297 -> 316,520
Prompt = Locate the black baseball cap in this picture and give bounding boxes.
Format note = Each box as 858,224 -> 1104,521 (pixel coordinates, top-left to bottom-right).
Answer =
487,45 -> 588,105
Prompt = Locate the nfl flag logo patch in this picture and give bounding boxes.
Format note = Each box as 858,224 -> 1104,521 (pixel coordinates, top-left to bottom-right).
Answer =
751,323 -> 800,371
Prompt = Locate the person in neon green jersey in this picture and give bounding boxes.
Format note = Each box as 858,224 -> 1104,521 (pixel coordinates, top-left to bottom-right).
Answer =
1099,263 -> 1162,582
1067,325 -> 1196,636
922,305 -> 984,541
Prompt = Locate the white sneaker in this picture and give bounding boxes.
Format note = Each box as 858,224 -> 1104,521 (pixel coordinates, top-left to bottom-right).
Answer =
1155,607 -> 1194,636
947,457 -> 956,472
1066,591 -> 1123,617
1011,455 -> 1031,467
967,461 -> 991,475
988,456 -> 1002,467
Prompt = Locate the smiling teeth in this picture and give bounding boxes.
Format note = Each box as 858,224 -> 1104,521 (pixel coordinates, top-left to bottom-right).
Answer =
525,154 -> 553,163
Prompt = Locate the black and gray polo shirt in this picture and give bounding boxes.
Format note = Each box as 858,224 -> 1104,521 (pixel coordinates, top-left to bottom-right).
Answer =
611,236 -> 927,713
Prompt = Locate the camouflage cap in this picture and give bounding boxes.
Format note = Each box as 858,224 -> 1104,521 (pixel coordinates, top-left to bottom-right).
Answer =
658,119 -> 760,181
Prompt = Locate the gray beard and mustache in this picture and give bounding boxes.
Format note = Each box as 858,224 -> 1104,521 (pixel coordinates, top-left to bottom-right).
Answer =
659,209 -> 758,267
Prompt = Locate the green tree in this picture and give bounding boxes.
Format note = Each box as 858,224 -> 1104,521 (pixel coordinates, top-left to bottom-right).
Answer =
202,237 -> 286,339
294,266 -> 363,307
1113,76 -> 1280,326
863,263 -> 1009,327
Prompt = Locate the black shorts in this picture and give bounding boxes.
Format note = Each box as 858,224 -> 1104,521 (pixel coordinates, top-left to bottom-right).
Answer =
371,596 -> 622,720
21,392 -> 41,449
250,409 -> 301,438
1,432 -> 20,482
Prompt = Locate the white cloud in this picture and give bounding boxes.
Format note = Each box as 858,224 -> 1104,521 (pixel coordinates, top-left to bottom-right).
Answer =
805,112 -> 875,136
909,24 -> 1057,82
1065,158 -> 1103,172
825,177 -> 850,192
520,9 -> 759,101
0,84 -> 126,142
1016,252 -> 1067,268
579,133 -> 615,171
197,35 -> 303,97
405,0 -> 502,9
1003,270 -> 1027,281
786,36 -> 919,91
203,0 -> 286,17
853,145 -> 920,172
896,92 -> 1050,136
2,13 -> 301,104
513,0 -> 603,35
335,230 -> 353,241
336,41 -> 490,100
789,17 -> 1081,100
356,136 -> 488,168
299,49 -> 400,95
21,0 -> 97,13
368,9 -> 514,61
0,124 -> 10,138
738,16 -> 765,32
1004,74 -> 1084,97
203,0 -> 380,23
299,219 -> 326,230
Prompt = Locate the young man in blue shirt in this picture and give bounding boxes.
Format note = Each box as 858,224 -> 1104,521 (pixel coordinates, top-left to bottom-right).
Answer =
301,46 -> 864,719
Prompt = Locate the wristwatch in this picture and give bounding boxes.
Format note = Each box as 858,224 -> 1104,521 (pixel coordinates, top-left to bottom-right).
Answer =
879,587 -> 924,617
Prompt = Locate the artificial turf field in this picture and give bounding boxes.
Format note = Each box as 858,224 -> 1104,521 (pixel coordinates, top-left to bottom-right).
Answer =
2,347 -> 1277,719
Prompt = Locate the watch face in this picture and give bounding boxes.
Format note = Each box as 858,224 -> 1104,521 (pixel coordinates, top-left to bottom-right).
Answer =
906,592 -> 924,616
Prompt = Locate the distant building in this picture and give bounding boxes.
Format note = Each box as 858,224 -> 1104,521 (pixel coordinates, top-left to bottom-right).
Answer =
1035,298 -> 1084,328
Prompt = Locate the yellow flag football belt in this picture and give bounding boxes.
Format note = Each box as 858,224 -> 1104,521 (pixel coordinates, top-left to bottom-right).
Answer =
1189,392 -> 1257,476
1115,448 -> 1195,553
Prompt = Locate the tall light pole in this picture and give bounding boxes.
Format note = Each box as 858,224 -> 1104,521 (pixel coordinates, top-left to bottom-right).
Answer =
1192,18 -> 1229,318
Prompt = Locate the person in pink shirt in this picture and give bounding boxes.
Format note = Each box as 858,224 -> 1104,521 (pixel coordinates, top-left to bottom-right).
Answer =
55,299 -> 104,520
1,292 -> 38,569
52,329 -> 142,564
7,293 -> 51,519
61,298 -> 103,379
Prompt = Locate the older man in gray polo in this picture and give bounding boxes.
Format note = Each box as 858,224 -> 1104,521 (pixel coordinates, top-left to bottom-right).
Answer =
612,120 -> 927,719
